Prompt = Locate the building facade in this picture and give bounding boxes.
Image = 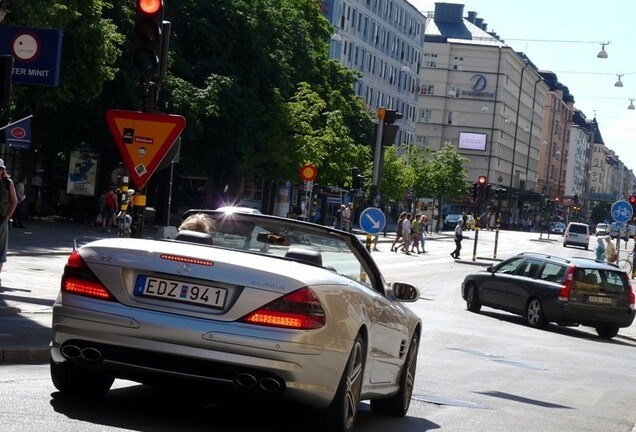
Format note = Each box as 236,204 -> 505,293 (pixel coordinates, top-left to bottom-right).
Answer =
323,0 -> 426,149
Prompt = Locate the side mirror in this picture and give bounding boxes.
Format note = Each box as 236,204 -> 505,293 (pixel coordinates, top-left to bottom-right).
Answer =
391,282 -> 419,302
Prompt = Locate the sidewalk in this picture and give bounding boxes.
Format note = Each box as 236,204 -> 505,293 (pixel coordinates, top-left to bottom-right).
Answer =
1,220 -> 634,364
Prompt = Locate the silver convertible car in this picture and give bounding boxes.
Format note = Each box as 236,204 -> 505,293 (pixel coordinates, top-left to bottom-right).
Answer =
51,209 -> 421,432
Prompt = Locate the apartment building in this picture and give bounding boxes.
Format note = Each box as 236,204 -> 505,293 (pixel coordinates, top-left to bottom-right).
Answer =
323,0 -> 426,149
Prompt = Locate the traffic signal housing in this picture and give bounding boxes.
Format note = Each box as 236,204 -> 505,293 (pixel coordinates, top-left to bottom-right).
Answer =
384,109 -> 403,124
133,0 -> 165,79
471,182 -> 478,199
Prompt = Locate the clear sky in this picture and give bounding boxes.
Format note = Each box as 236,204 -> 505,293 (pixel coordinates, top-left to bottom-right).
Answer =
408,0 -> 636,176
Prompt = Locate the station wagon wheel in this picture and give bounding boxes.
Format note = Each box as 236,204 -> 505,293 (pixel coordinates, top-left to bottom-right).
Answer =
595,326 -> 619,339
320,334 -> 365,432
370,331 -> 419,416
50,358 -> 114,397
465,283 -> 482,313
526,298 -> 547,328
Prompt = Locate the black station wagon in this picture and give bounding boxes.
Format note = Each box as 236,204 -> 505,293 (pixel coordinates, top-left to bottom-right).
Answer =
461,252 -> 635,339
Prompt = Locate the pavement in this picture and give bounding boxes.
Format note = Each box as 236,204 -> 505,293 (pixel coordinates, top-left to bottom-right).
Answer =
0,218 -> 634,365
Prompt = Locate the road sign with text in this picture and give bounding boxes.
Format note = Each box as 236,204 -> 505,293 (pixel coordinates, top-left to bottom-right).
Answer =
106,109 -> 186,188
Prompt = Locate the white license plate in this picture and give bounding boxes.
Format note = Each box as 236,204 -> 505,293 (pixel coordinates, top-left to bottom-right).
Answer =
134,275 -> 227,309
587,296 -> 614,305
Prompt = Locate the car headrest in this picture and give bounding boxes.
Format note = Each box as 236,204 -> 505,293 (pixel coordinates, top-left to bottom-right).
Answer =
175,230 -> 214,245
285,248 -> 322,267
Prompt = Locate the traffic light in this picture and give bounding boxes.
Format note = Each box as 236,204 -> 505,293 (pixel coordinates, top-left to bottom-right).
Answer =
133,0 -> 165,79
471,182 -> 478,199
384,109 -> 403,124
484,184 -> 492,200
352,167 -> 364,189
629,194 -> 636,206
494,188 -> 507,200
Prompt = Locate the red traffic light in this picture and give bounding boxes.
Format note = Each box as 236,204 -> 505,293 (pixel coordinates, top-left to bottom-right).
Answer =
629,195 -> 636,205
138,0 -> 162,14
477,175 -> 487,186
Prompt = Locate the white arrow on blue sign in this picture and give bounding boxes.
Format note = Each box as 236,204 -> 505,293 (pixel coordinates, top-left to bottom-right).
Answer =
359,207 -> 386,235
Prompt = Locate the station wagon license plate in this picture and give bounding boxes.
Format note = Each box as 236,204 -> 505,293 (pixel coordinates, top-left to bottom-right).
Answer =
587,295 -> 614,305
134,275 -> 227,309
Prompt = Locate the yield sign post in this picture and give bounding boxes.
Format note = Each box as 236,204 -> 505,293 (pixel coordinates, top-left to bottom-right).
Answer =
105,109 -> 186,189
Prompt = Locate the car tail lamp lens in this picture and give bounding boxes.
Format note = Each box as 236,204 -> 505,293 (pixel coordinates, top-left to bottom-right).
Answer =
629,286 -> 635,310
241,287 -> 326,329
558,266 -> 577,301
62,251 -> 114,301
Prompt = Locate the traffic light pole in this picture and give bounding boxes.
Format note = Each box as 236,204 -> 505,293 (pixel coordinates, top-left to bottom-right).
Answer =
371,108 -> 385,208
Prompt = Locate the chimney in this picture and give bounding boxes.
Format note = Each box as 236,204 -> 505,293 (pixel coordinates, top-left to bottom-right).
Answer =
466,11 -> 477,23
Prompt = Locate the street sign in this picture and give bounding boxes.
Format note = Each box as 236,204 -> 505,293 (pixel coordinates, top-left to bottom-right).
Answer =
611,200 -> 633,223
359,207 -> 386,235
299,163 -> 317,182
105,109 -> 186,188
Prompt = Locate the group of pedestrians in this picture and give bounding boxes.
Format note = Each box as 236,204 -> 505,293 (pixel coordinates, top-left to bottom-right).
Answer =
389,212 -> 430,255
595,235 -> 620,263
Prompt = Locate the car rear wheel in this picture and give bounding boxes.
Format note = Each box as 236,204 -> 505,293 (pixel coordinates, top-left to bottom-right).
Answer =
595,326 -> 619,339
50,358 -> 114,397
526,298 -> 547,328
370,331 -> 419,416
465,283 -> 481,312
320,334 -> 365,432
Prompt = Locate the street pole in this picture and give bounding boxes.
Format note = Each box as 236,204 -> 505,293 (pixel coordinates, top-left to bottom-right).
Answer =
371,107 -> 385,208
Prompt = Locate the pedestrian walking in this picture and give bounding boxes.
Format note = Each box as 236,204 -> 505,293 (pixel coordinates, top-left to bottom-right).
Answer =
595,237 -> 605,262
422,214 -> 429,235
605,235 -> 617,263
450,219 -> 464,259
335,204 -> 345,230
342,203 -> 351,232
390,212 -> 406,252
0,159 -> 18,287
410,214 -> 422,254
101,186 -> 118,233
402,213 -> 413,254
13,175 -> 27,228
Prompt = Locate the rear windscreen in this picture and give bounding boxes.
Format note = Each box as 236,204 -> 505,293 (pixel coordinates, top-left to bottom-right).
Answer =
568,225 -> 588,234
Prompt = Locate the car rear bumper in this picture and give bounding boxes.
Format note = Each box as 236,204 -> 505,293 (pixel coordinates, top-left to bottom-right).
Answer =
544,301 -> 636,328
51,302 -> 351,408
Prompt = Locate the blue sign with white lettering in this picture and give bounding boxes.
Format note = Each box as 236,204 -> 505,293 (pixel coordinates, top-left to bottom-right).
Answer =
359,207 -> 386,235
0,25 -> 63,86
611,200 -> 633,223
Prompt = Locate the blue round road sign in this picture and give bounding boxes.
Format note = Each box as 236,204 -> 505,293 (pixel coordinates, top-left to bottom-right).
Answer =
359,207 -> 386,235
611,200 -> 633,223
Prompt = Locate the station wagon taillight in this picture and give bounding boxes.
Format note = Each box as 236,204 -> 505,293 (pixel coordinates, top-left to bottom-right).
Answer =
61,251 -> 114,301
240,287 -> 326,329
558,266 -> 577,301
629,286 -> 635,311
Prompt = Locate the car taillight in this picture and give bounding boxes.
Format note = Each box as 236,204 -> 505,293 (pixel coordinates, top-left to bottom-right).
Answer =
240,287 -> 326,329
558,265 -> 577,301
629,286 -> 635,311
61,250 -> 114,301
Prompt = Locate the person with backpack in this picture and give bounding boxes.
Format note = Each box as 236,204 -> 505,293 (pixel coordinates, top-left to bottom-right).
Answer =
0,160 -> 18,287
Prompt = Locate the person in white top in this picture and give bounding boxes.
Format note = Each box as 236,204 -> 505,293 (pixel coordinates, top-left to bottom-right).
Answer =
451,219 -> 464,259
402,213 -> 413,255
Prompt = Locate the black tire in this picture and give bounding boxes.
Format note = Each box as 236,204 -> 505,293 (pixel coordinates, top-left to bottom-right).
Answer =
596,326 -> 619,339
526,298 -> 547,328
50,358 -> 114,397
370,331 -> 419,417
465,283 -> 482,312
320,334 -> 366,432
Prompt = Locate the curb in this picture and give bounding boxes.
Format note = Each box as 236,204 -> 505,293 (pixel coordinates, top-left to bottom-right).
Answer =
0,347 -> 50,364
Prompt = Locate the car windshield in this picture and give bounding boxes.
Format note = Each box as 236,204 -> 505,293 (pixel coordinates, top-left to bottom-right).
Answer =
178,210 -> 382,291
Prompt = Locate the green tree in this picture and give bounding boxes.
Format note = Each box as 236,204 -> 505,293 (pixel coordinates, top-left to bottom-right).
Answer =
377,146 -> 414,203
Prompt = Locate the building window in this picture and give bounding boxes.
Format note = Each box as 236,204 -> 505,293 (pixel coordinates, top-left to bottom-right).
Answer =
447,112 -> 455,125
415,135 -> 430,146
419,84 -> 434,95
418,109 -> 432,123
452,56 -> 464,70
423,53 -> 437,68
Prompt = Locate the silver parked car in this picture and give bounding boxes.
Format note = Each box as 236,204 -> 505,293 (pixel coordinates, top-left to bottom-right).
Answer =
51,210 -> 421,432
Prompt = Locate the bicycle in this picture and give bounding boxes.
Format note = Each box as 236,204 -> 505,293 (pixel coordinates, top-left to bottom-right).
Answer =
117,211 -> 132,238
617,249 -> 634,277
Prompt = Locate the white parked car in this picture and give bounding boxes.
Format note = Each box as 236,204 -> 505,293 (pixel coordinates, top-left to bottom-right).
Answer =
50,210 -> 421,432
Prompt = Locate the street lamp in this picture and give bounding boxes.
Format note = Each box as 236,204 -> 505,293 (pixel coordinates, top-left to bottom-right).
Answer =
615,74 -> 624,87
629,99 -> 635,110
597,42 -> 610,59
